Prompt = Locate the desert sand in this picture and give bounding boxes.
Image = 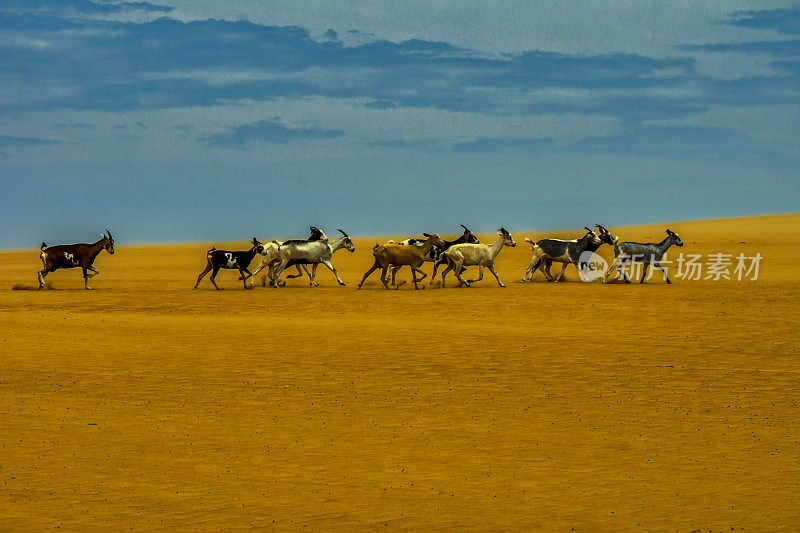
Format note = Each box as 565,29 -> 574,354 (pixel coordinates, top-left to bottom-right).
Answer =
1,214 -> 799,530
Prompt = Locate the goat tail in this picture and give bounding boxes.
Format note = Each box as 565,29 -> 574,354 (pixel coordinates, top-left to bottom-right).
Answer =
271,239 -> 281,249
529,244 -> 545,259
524,237 -> 538,250
373,242 -> 381,251
206,246 -> 216,257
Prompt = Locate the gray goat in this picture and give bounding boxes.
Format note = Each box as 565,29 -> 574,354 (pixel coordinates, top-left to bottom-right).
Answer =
601,226 -> 684,284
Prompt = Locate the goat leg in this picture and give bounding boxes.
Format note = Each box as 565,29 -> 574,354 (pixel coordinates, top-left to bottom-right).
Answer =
38,268 -> 51,288
83,266 -> 92,290
379,266 -> 392,290
194,262 -> 212,289
488,265 -> 505,287
358,261 -> 380,289
210,266 -> 222,290
467,265 -> 485,284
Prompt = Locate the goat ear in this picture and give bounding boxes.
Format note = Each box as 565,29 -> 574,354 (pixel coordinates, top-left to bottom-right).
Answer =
422,232 -> 431,237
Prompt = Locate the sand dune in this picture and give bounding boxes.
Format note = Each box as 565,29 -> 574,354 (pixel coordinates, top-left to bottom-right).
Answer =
1,214 -> 799,530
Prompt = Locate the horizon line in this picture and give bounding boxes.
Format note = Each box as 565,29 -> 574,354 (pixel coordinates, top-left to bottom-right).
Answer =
1,212 -> 796,253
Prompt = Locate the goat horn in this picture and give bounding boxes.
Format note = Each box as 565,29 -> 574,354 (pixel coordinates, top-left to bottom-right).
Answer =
460,224 -> 469,231
336,228 -> 348,238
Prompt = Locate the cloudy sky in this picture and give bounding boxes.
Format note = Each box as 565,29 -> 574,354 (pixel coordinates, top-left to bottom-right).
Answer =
1,1 -> 798,247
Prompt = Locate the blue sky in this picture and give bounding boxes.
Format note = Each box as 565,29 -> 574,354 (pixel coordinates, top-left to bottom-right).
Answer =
1,1 -> 798,247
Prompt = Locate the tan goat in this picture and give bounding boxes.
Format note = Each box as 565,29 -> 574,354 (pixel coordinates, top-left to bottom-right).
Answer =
357,233 -> 446,290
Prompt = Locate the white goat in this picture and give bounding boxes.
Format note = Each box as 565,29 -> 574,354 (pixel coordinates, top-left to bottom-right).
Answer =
271,229 -> 355,287
440,227 -> 516,287
249,227 -> 327,286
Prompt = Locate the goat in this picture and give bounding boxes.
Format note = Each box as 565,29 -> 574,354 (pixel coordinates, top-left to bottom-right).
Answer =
521,227 -> 608,282
387,225 -> 479,285
248,226 -> 326,286
38,230 -> 115,290
602,228 -> 683,284
358,233 -> 446,290
440,227 -> 516,287
270,229 -> 355,287
194,237 -> 265,290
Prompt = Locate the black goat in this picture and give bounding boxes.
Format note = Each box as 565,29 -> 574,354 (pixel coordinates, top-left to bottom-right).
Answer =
522,227 -> 611,282
194,237 -> 265,290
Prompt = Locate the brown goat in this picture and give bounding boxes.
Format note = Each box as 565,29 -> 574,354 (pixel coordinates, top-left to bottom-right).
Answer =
358,233 -> 446,290
38,230 -> 115,289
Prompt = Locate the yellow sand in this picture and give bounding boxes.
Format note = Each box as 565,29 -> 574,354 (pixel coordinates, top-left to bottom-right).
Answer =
1,214 -> 798,530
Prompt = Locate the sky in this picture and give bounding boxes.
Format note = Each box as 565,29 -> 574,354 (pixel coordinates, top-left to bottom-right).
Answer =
1,1 -> 799,248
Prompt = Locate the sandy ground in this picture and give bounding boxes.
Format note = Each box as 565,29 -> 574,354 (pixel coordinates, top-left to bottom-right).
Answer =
1,214 -> 799,531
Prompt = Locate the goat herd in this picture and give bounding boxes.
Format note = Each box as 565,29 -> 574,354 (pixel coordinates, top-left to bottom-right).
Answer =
35,225 -> 684,290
